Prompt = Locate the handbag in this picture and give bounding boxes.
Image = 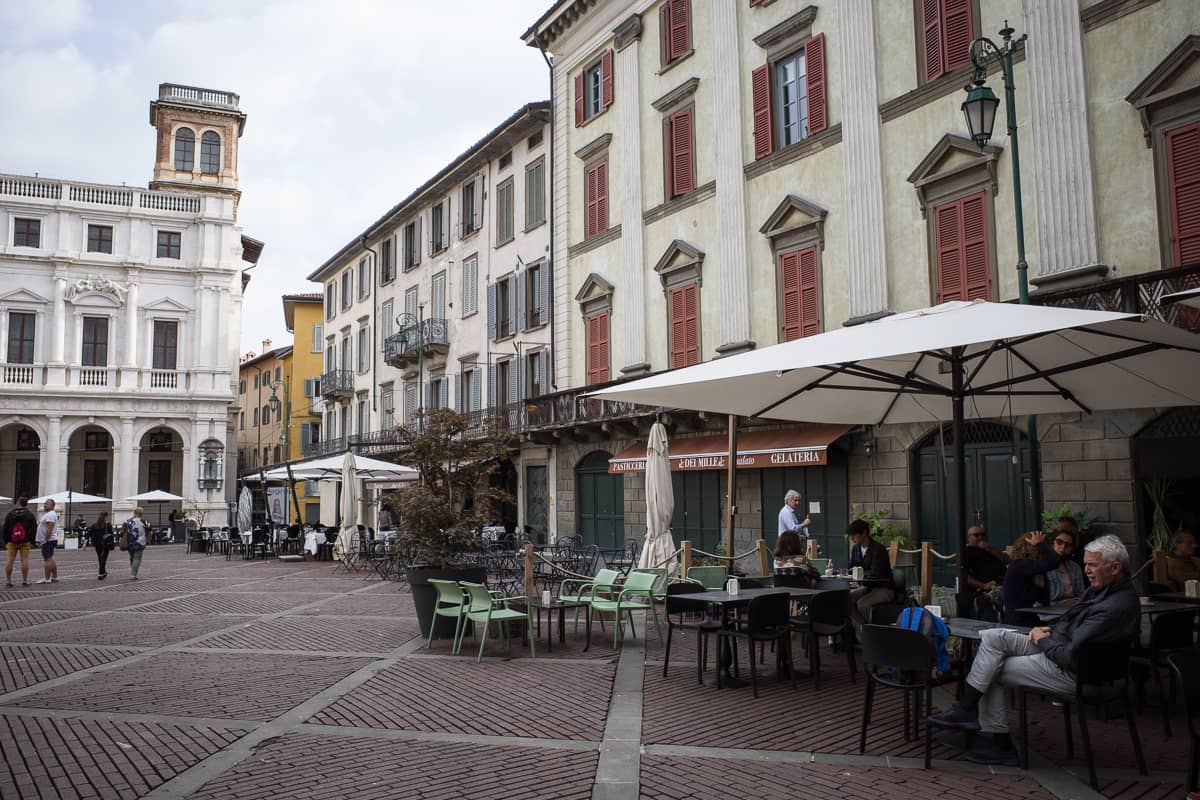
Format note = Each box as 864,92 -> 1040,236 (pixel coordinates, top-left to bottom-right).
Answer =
118,522 -> 130,552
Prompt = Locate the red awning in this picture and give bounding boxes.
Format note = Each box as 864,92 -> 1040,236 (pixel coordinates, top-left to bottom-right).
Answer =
607,424 -> 852,474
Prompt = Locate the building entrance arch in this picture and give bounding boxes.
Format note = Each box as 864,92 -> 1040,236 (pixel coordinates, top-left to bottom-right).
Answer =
576,450 -> 624,550
0,423 -> 41,500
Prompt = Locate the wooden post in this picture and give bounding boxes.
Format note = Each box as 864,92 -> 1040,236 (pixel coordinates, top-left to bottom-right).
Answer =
681,540 -> 692,578
757,538 -> 771,578
921,541 -> 933,606
1153,550 -> 1169,585
725,414 -> 738,562
524,543 -> 535,597
888,541 -> 899,568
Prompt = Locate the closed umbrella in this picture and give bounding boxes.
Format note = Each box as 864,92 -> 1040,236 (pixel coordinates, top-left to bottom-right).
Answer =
237,486 -> 253,534
333,452 -> 359,562
638,421 -> 677,576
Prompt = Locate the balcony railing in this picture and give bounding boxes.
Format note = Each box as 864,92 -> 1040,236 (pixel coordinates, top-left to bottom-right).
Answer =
524,378 -> 657,431
77,366 -> 112,387
2,364 -> 36,385
149,369 -> 181,389
307,437 -> 348,458
383,318 -> 450,367
320,370 -> 355,399
1032,263 -> 1200,332
1,173 -> 203,215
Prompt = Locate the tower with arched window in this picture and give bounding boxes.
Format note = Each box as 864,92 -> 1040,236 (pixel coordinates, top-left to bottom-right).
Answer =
148,83 -> 246,199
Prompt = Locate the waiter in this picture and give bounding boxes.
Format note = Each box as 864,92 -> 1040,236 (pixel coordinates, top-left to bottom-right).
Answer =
777,489 -> 811,546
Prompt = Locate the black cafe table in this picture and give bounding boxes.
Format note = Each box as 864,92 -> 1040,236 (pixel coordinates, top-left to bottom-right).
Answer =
1017,598 -> 1199,618
518,595 -> 584,653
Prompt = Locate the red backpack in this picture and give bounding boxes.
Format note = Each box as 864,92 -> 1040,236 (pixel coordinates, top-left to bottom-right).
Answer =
10,517 -> 28,544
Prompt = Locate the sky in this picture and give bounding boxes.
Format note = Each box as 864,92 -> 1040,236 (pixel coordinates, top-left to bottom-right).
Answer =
0,0 -> 551,354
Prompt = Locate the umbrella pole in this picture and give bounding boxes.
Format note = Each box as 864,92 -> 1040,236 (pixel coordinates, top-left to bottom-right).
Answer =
285,461 -> 302,525
725,415 -> 738,564
951,350 -> 967,593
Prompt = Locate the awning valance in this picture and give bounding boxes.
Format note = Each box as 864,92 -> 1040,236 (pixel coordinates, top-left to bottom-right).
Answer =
607,424 -> 852,474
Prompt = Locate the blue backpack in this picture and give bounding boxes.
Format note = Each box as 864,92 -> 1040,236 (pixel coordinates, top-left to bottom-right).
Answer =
898,606 -> 952,675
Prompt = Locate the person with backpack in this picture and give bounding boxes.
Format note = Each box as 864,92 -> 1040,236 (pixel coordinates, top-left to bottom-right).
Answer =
124,507 -> 150,580
3,496 -> 37,587
88,512 -> 115,580
34,498 -> 60,584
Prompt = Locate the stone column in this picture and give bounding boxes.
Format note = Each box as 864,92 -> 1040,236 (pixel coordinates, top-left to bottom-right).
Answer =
614,14 -> 650,375
195,282 -> 210,372
183,417 -> 203,503
711,0 -> 754,354
839,0 -> 891,323
116,417 -> 136,508
1024,0 -> 1102,287
551,65 -> 571,389
48,272 -> 68,386
46,416 -> 63,494
124,272 -> 139,367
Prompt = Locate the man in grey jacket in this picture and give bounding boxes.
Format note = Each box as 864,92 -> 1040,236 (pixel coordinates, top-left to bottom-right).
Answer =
928,534 -> 1140,765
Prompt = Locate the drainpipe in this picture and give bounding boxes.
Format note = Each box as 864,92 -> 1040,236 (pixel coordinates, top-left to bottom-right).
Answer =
534,34 -> 556,391
361,235 -> 380,420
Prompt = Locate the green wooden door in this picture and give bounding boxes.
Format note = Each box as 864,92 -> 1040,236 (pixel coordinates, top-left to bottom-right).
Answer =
576,451 -> 624,550
759,446 -> 850,566
671,471 -> 722,554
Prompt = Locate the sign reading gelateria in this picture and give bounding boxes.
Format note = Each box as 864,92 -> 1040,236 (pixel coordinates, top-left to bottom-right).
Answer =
607,425 -> 848,474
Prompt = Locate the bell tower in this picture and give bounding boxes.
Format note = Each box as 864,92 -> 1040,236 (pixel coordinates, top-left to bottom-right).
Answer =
149,83 -> 247,198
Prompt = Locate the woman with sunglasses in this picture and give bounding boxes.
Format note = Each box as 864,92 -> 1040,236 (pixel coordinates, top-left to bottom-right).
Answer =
1046,529 -> 1085,603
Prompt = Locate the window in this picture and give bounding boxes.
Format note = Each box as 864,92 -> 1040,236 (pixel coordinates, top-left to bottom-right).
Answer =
525,158 -> 545,229
431,199 -> 449,253
489,275 -> 516,341
496,178 -> 514,244
524,261 -> 548,329
432,272 -> 446,321
84,431 -> 109,450
779,248 -> 820,341
528,130 -> 543,150
664,106 -> 695,199
586,311 -> 610,384
585,160 -> 609,238
919,0 -> 974,83
200,131 -> 221,174
499,150 -> 512,170
429,375 -> 448,409
357,327 -> 369,373
1166,121 -> 1200,265
660,0 -> 691,67
274,365 -> 281,384
87,224 -> 113,254
668,284 -> 699,368
262,404 -> 270,425
340,270 -> 352,310
340,336 -> 351,377
380,238 -> 395,283
311,323 -> 323,353
404,382 -> 418,424
81,317 -> 108,367
152,320 -> 178,370
82,460 -> 107,496
13,218 -> 40,248
574,50 -> 613,125
339,405 -> 350,440
357,257 -> 371,300
326,343 -> 336,373
254,373 -> 260,389
752,34 -> 826,159
7,312 -> 35,364
325,282 -> 337,319
147,431 -> 172,452
173,127 -> 195,171
382,388 -> 394,427
461,177 -> 482,237
462,256 -> 478,316
526,350 -> 547,398
403,219 -> 421,269
933,192 -> 992,302
458,368 -> 481,413
381,300 -> 393,340
157,230 -> 181,259
240,411 -> 245,430
239,379 -> 245,394
494,359 -> 514,408
357,396 -> 369,434
404,286 -> 418,320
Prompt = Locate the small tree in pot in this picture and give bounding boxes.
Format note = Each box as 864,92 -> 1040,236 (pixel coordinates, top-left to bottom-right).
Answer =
381,407 -> 513,638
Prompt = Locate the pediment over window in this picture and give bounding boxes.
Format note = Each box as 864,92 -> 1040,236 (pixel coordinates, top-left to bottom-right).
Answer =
907,134 -> 1001,216
0,288 -> 50,305
652,239 -> 704,290
574,273 -> 614,315
143,296 -> 192,313
759,195 -> 828,249
1126,35 -> 1200,145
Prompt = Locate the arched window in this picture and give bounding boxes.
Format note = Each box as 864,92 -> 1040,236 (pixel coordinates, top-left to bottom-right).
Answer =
200,131 -> 221,174
174,127 -> 195,171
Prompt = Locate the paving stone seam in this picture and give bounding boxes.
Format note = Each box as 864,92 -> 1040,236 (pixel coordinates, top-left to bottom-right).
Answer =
172,646 -> 392,659
291,721 -> 601,752
591,621 -> 645,800
0,641 -> 150,653
0,705 -> 262,731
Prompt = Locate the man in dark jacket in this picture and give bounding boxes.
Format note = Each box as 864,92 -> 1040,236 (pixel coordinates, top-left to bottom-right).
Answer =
3,497 -> 38,587
929,534 -> 1140,765
847,519 -> 894,632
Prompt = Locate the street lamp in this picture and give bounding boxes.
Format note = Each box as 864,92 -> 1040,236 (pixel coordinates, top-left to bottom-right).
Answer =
960,21 -> 1043,530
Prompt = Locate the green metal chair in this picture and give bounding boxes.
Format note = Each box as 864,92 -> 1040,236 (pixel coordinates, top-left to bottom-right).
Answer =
561,567 -> 622,633
808,558 -> 831,574
427,579 -> 469,651
685,565 -> 728,590
455,581 -> 535,662
585,569 -> 663,650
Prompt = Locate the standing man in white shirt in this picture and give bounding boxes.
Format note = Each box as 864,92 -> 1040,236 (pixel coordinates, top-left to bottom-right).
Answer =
35,498 -> 60,585
777,490 -> 811,547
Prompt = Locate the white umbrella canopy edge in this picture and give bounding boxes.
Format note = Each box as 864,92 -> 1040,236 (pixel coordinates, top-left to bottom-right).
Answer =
1161,286 -> 1200,309
638,421 -> 677,576
124,490 -> 186,502
29,491 -> 112,505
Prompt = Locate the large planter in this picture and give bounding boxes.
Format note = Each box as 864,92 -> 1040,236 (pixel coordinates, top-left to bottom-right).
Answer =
407,565 -> 488,640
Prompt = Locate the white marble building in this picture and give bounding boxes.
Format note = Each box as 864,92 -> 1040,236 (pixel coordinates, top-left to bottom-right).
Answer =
0,84 -> 261,523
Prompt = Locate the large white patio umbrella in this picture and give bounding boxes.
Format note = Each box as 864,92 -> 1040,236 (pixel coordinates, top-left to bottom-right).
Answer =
30,490 -> 112,536
332,452 -> 359,562
125,489 -> 186,528
255,454 -> 417,483
638,420 -> 677,576
237,486 -> 253,533
591,300 -> 1200,563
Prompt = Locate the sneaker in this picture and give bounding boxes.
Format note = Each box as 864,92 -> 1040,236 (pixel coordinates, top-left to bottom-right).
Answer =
21,582 -> 29,587
50,578 -> 58,583
35,578 -> 51,585
928,704 -> 980,731
964,742 -> 1019,767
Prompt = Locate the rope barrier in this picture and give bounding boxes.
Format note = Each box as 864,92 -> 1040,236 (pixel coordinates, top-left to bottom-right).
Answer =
898,547 -> 923,554
530,552 -> 595,582
930,549 -> 957,560
691,546 -> 759,561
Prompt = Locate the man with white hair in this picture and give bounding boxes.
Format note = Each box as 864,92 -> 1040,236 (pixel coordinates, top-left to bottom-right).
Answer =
777,489 -> 811,546
929,534 -> 1140,765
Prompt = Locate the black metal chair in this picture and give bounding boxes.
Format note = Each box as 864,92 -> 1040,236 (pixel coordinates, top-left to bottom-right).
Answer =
861,623 -> 959,768
1166,647 -> 1200,793
717,591 -> 795,698
790,589 -> 855,690
1132,607 -> 1199,736
662,582 -> 723,683
867,602 -> 909,626
1015,640 -> 1148,789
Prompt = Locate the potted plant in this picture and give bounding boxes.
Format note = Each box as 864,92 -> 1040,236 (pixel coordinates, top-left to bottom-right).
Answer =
382,408 -> 513,639
1041,502 -> 1096,538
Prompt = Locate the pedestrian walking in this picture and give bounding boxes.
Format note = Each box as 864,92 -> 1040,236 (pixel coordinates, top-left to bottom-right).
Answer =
88,512 -> 115,580
2,497 -> 37,588
124,507 -> 150,580
35,498 -> 60,584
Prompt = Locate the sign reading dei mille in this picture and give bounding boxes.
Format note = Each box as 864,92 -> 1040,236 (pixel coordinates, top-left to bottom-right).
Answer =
607,424 -> 852,474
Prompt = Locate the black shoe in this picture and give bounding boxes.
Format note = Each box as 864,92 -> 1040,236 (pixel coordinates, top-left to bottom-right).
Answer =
964,742 -> 1019,767
928,704 -> 980,731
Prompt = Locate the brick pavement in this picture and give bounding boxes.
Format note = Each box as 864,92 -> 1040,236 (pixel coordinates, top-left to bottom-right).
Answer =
0,547 -> 1188,799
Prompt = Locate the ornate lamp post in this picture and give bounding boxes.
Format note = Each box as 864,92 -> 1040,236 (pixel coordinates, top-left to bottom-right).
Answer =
960,22 -> 1043,529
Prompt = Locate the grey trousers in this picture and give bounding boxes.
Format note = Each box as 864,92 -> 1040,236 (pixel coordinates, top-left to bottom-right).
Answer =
850,586 -> 894,629
968,627 -> 1076,733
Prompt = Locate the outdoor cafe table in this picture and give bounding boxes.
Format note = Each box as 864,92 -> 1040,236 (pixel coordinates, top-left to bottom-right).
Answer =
1150,592 -> 1200,605
515,595 -> 584,653
1016,598 -> 1198,618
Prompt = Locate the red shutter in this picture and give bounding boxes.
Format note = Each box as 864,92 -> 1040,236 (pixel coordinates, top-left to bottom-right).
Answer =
749,0 -> 764,6
670,109 -> 694,197
587,312 -> 610,384
921,0 -> 943,82
752,63 -> 773,160
585,163 -> 598,238
660,3 -> 671,67
935,200 -> 965,302
942,0 -> 974,73
798,247 -> 821,336
961,193 -> 992,300
669,0 -> 691,61
780,251 -> 802,341
1166,121 -> 1200,265
601,49 -> 614,109
670,284 -> 699,367
574,71 -> 585,127
669,287 -> 686,367
595,160 -> 608,234
805,33 -> 827,136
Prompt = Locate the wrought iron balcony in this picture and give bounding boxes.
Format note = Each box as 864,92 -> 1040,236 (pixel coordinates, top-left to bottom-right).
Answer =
523,378 -> 658,433
382,318 -> 450,368
1032,263 -> 1200,333
320,370 -> 355,399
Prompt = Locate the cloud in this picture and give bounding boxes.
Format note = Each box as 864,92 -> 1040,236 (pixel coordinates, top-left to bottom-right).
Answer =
0,0 -> 89,47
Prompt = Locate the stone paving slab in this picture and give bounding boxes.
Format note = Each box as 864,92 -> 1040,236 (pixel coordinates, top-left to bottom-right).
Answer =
190,614 -> 420,653
0,612 -> 235,648
0,644 -> 140,694
0,610 -> 83,632
0,591 -> 180,612
188,731 -> 599,800
129,592 -> 318,616
94,578 -> 253,594
308,591 -> 416,617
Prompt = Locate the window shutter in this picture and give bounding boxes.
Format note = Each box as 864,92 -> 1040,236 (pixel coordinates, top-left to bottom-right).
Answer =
601,49 -> 614,109
487,362 -> 497,408
439,379 -> 449,409
921,0 -> 943,82
303,378 -> 313,398
943,0 -> 973,73
935,199 -> 965,302
961,193 -> 992,300
669,287 -> 687,367
752,63 -> 773,159
671,109 -> 694,196
510,359 -> 520,404
805,33 -> 827,135
471,369 -> 482,412
539,351 -> 549,394
585,164 -> 598,238
454,373 -> 463,412
1167,121 -> 1200,265
575,71 -> 585,127
798,247 -> 821,337
780,250 -> 802,341
678,284 -> 699,365
300,422 -> 311,448
538,259 -> 551,323
472,176 -> 483,231
660,3 -> 671,67
414,217 -> 422,266
516,271 -> 528,332
587,312 -> 610,384
669,0 -> 690,61
487,282 -> 497,341
595,161 -> 608,234
510,275 -> 521,335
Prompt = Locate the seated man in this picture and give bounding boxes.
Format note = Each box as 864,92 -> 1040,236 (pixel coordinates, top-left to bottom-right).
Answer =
847,519 -> 894,632
958,526 -> 1008,620
929,534 -> 1141,766
1165,529 -> 1200,590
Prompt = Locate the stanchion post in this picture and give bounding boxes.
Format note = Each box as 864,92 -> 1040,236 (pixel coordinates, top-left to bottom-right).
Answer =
681,540 -> 692,579
757,538 -> 771,578
524,543 -> 535,597
921,541 -> 933,606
